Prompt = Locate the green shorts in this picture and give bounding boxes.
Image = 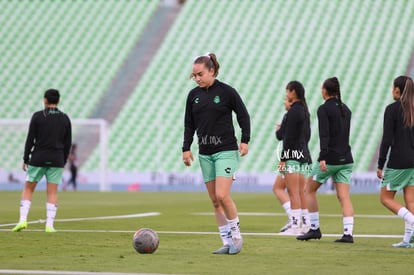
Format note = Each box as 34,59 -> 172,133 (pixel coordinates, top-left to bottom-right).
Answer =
312,163 -> 353,184
26,165 -> 64,184
381,168 -> 414,191
199,150 -> 240,183
281,160 -> 312,177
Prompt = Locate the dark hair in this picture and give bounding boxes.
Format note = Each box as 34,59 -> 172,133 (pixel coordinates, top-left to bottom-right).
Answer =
44,89 -> 60,104
323,77 -> 344,116
400,77 -> 414,128
193,53 -> 220,77
394,75 -> 409,95
286,80 -> 310,120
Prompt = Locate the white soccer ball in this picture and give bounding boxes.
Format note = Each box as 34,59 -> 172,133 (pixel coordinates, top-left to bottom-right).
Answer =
132,228 -> 159,254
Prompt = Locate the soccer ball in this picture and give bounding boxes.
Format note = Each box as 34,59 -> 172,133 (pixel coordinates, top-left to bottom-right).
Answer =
132,228 -> 159,254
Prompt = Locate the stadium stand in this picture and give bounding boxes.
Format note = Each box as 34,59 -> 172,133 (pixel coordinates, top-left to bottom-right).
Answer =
0,0 -> 158,170
2,0 -> 414,176
87,0 -> 414,173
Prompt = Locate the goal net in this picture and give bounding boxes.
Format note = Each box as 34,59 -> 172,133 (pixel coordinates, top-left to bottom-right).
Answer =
0,118 -> 109,191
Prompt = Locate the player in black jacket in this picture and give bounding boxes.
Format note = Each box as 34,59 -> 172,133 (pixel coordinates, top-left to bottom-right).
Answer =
182,53 -> 250,255
12,89 -> 72,233
297,77 -> 355,243
278,81 -> 311,235
273,97 -> 311,233
377,76 -> 414,248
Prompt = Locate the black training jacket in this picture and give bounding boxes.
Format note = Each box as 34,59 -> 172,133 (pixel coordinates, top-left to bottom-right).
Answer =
182,79 -> 250,155
378,100 -> 414,169
281,101 -> 311,163
317,98 -> 353,164
23,107 -> 72,167
276,111 -> 312,164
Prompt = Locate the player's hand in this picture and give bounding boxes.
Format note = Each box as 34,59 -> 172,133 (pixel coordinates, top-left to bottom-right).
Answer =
319,160 -> 328,172
278,161 -> 286,173
182,151 -> 194,167
275,123 -> 281,130
377,169 -> 383,179
239,143 -> 248,157
22,162 -> 27,172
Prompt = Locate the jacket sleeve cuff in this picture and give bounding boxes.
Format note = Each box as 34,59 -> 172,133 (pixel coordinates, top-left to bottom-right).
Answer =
241,137 -> 249,144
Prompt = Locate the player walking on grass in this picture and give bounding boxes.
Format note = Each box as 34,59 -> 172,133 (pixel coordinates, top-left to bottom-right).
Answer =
297,77 -> 355,243
273,97 -> 310,233
277,81 -> 312,236
377,76 -> 414,248
12,89 -> 72,233
182,53 -> 250,255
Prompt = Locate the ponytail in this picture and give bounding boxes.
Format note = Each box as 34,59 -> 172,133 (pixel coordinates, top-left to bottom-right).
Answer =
400,77 -> 414,128
323,77 -> 344,116
302,97 -> 310,122
192,52 -> 220,77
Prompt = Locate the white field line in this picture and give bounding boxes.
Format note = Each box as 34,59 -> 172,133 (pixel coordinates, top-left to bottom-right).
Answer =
0,212 -> 160,227
0,271 -> 176,275
193,212 -> 399,219
156,231 -> 402,239
0,228 -> 403,239
0,211 -> 403,238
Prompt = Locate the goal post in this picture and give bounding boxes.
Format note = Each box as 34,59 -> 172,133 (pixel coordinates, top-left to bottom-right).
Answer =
0,118 -> 109,191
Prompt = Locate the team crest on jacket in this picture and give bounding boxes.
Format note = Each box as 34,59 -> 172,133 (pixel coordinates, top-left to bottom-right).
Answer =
213,96 -> 220,104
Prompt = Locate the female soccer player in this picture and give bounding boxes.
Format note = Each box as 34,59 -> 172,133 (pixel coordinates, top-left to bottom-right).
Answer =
297,77 -> 355,243
12,89 -> 72,233
182,53 -> 250,254
377,76 -> 414,248
273,97 -> 310,233
278,81 -> 311,235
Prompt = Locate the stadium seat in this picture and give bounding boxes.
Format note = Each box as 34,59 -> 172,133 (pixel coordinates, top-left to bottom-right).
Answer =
2,0 -> 414,175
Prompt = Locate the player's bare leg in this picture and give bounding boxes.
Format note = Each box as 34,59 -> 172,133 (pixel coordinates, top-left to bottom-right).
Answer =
334,182 -> 354,243
215,176 -> 242,254
206,180 -> 232,254
272,175 -> 291,232
45,183 -> 58,232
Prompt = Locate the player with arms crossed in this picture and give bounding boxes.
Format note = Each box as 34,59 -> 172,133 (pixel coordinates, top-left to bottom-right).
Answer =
12,89 -> 72,233
377,76 -> 414,248
182,53 -> 250,255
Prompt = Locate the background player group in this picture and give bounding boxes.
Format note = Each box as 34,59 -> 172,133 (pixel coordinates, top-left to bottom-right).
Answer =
273,75 -> 414,247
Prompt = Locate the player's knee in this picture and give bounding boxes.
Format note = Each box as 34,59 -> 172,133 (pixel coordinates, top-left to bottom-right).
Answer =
211,200 -> 220,209
209,196 -> 220,208
272,184 -> 282,194
215,193 -> 229,204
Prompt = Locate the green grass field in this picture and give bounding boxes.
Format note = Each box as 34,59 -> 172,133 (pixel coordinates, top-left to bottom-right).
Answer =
0,191 -> 413,275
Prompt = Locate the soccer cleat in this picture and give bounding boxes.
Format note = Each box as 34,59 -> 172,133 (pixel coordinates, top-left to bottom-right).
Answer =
296,228 -> 322,241
301,224 -> 310,234
45,226 -> 57,233
212,245 -> 230,254
392,241 -> 413,248
334,234 -> 354,243
279,227 -> 302,236
280,220 -> 292,232
12,221 -> 27,232
229,237 -> 243,255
